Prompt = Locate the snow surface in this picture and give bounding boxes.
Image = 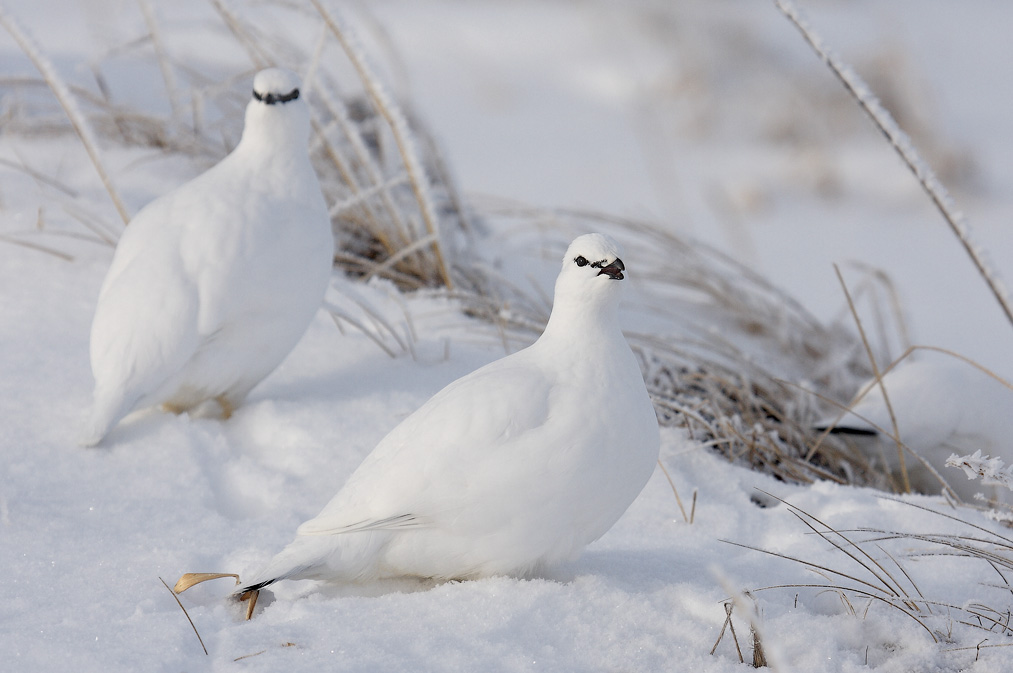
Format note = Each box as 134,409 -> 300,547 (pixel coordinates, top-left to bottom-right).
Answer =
2,1 -> 1013,671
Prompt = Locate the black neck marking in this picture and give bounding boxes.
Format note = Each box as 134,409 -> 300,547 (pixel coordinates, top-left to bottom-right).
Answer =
253,88 -> 300,105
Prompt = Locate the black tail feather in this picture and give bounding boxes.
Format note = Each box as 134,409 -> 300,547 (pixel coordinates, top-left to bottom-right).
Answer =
816,425 -> 878,437
235,577 -> 278,596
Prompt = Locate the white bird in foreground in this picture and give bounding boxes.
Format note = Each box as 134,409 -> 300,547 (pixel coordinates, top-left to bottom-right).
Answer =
81,68 -> 334,446
820,357 -> 1013,502
177,233 -> 661,617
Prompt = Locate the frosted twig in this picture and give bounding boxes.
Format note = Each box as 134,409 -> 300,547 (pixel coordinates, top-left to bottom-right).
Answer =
833,264 -> 910,492
0,234 -> 74,261
0,6 -> 131,226
136,0 -> 181,120
364,232 -> 439,282
328,309 -> 398,359
310,0 -> 453,289
208,0 -> 270,69
775,0 -> 1013,332
946,451 -> 1013,492
313,81 -> 415,250
328,172 -> 409,218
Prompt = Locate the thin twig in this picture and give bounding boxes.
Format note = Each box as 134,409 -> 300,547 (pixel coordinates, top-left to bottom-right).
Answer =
833,263 -> 910,492
657,459 -> 690,522
0,7 -> 131,225
310,0 -> 453,289
158,576 -> 207,656
775,0 -> 1013,333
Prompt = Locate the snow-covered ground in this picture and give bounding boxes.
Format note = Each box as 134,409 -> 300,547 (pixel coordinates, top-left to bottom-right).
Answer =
2,1 -> 1012,671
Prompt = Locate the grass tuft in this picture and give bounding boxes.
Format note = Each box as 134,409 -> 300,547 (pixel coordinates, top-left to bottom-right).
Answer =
0,2 -> 465,289
729,492 -> 1013,655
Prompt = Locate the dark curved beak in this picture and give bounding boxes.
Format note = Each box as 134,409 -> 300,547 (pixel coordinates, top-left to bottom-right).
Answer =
597,258 -> 625,280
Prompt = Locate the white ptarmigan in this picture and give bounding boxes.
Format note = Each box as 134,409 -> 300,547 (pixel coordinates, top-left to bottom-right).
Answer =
821,357 -> 1013,502
225,233 -> 660,614
81,68 -> 333,446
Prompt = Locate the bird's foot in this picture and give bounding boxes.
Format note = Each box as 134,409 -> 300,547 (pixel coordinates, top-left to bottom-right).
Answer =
215,396 -> 234,420
237,589 -> 260,620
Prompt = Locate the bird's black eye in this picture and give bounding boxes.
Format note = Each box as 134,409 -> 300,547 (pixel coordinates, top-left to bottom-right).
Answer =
574,256 -> 588,267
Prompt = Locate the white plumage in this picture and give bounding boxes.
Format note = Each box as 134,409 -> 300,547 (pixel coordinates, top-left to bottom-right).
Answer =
824,357 -> 1013,502
82,69 -> 333,446
236,233 -> 660,604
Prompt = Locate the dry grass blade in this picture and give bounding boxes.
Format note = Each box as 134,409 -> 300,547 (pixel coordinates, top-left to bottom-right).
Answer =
754,491 -> 921,596
735,493 -> 1013,649
310,0 -> 453,289
159,576 -> 208,656
775,0 -> 1013,333
749,582 -> 938,642
328,173 -> 410,219
722,538 -> 895,600
657,459 -> 690,523
0,155 -> 78,197
311,83 -> 415,255
944,641 -> 1013,655
208,0 -> 270,69
793,375 -> 957,498
710,601 -> 745,662
751,617 -> 768,668
836,261 -> 912,356
60,202 -> 120,246
173,572 -> 240,593
365,232 -> 440,283
234,642 -> 297,662
326,306 -> 404,359
833,263 -> 910,493
0,6 -> 130,226
136,0 -> 181,119
0,234 -> 74,261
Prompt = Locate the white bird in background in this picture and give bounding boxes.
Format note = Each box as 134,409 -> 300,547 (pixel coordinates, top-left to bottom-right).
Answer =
180,233 -> 661,617
81,68 -> 334,447
821,357 -> 1013,503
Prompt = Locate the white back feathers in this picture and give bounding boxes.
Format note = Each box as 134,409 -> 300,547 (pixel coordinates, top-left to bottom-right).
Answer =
824,358 -> 1013,502
236,233 -> 660,602
81,68 -> 333,446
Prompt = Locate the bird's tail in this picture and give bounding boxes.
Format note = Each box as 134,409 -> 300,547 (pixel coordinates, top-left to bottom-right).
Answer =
233,560 -> 315,598
79,388 -> 134,447
814,423 -> 878,437
234,576 -> 282,596
79,406 -> 116,447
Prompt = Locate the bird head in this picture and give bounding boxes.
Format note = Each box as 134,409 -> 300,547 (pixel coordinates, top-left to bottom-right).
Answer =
559,233 -> 626,281
549,233 -> 627,322
241,68 -> 311,150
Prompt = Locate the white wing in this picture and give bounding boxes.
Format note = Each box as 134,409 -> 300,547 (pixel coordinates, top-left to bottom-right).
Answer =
296,357 -> 555,536
89,197 -> 202,410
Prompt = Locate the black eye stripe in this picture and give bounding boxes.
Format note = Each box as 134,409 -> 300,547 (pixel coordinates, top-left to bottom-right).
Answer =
574,256 -> 616,269
253,87 -> 300,105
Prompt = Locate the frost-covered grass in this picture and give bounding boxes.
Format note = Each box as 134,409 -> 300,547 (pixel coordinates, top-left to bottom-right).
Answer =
2,1 -> 1013,671
0,0 -> 465,289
